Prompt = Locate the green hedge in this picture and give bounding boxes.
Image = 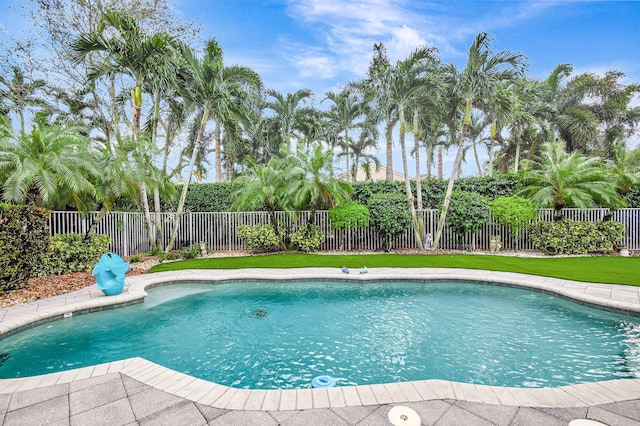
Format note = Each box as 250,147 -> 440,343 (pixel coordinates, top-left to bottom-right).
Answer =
0,204 -> 50,292
529,220 -> 624,255
34,233 -> 111,277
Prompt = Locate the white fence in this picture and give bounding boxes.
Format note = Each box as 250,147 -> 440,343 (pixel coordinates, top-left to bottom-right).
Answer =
48,208 -> 640,256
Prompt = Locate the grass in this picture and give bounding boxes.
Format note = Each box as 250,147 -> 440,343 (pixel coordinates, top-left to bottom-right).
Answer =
149,253 -> 640,286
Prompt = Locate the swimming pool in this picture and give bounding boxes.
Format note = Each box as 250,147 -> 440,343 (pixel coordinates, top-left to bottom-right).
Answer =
1,279 -> 639,390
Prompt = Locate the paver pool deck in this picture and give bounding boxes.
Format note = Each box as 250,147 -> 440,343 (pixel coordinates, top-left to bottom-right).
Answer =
1,268 -> 640,425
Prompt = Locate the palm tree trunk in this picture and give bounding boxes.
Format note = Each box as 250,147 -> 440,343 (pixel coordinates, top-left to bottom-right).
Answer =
152,91 -> 163,248
514,138 -> 521,172
437,145 -> 443,179
399,108 -> 424,249
472,140 -> 483,176
385,115 -> 394,180
166,107 -> 209,252
413,110 -> 423,211
488,118 -> 496,176
345,129 -> 350,182
433,99 -> 472,250
215,121 -> 223,182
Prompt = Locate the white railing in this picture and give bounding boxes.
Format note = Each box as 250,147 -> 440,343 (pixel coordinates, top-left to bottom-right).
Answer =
48,208 -> 640,256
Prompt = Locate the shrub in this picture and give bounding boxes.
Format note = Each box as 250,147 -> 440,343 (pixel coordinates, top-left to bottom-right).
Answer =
490,196 -> 538,234
328,202 -> 369,230
289,224 -> 325,253
529,220 -> 624,255
35,233 -> 111,277
180,245 -> 201,259
367,193 -> 411,251
128,254 -> 145,263
237,224 -> 283,252
446,191 -> 491,236
0,204 -> 50,292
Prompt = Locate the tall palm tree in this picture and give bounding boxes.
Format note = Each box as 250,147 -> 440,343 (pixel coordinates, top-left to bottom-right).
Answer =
363,42 -> 396,180
165,40 -> 261,252
323,89 -> 366,181
542,64 -> 600,154
71,8 -> 181,250
0,116 -> 100,209
518,138 -> 624,220
346,123 -> 380,181
0,66 -> 48,136
387,46 -> 440,249
265,88 -> 315,149
432,32 -> 527,249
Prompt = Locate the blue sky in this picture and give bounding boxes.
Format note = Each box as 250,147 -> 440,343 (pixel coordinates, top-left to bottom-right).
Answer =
1,0 -> 639,178
172,0 -> 640,96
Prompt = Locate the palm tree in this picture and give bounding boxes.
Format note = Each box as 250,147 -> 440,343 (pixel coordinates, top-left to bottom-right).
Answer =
542,64 -> 600,154
387,46 -> 440,249
71,9 -> 181,250
590,71 -> 640,159
517,138 -> 624,220
265,89 -> 315,149
288,145 -> 352,227
0,116 -> 100,209
0,66 -> 48,136
232,155 -> 293,250
347,123 -> 380,181
432,33 -> 527,249
364,42 -> 396,180
323,89 -> 366,181
165,40 -> 261,252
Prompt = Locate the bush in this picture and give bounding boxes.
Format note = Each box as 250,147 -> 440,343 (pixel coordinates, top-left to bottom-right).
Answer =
35,233 -> 111,277
0,204 -> 50,292
446,191 -> 491,236
237,224 -> 283,252
529,220 -> 624,255
328,202 -> 369,230
490,196 -> 538,234
289,224 -> 325,252
368,193 -> 411,251
180,245 -> 201,259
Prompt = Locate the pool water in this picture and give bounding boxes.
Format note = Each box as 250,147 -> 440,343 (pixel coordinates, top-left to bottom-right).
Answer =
1,280 -> 639,389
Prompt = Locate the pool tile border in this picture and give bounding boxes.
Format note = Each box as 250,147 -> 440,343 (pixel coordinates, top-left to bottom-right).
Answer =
2,267 -> 640,411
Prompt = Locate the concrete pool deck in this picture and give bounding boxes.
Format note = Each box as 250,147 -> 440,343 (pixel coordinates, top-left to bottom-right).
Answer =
1,268 -> 640,425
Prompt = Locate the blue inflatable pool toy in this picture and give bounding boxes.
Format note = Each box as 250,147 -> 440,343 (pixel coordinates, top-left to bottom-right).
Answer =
92,252 -> 130,296
311,375 -> 336,388
341,266 -> 350,274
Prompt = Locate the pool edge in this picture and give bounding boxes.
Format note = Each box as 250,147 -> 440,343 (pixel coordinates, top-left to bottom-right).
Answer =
1,267 -> 640,410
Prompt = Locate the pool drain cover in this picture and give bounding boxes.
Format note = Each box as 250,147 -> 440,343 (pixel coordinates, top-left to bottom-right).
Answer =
251,308 -> 268,318
0,353 -> 10,367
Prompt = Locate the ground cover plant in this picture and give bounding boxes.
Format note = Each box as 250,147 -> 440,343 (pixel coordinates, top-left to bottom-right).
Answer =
149,253 -> 640,286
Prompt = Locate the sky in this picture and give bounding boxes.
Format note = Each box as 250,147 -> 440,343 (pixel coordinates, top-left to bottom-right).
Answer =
1,0 -> 639,179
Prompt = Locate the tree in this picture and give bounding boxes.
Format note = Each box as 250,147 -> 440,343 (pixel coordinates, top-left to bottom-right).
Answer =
0,66 -> 47,136
166,40 -> 261,252
288,145 -> 352,227
323,89 -> 366,181
0,116 -> 99,209
265,89 -> 315,149
71,8 -> 181,250
387,46 -> 440,249
517,138 -> 624,220
432,33 -> 527,249
232,156 -> 293,250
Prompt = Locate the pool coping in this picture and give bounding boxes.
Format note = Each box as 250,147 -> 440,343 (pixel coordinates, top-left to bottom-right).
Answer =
1,267 -> 640,411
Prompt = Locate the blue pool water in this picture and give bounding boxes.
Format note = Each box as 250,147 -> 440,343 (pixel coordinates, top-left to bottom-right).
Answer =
1,280 -> 639,389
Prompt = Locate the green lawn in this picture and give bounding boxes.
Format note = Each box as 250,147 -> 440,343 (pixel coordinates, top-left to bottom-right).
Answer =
149,253 -> 640,286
